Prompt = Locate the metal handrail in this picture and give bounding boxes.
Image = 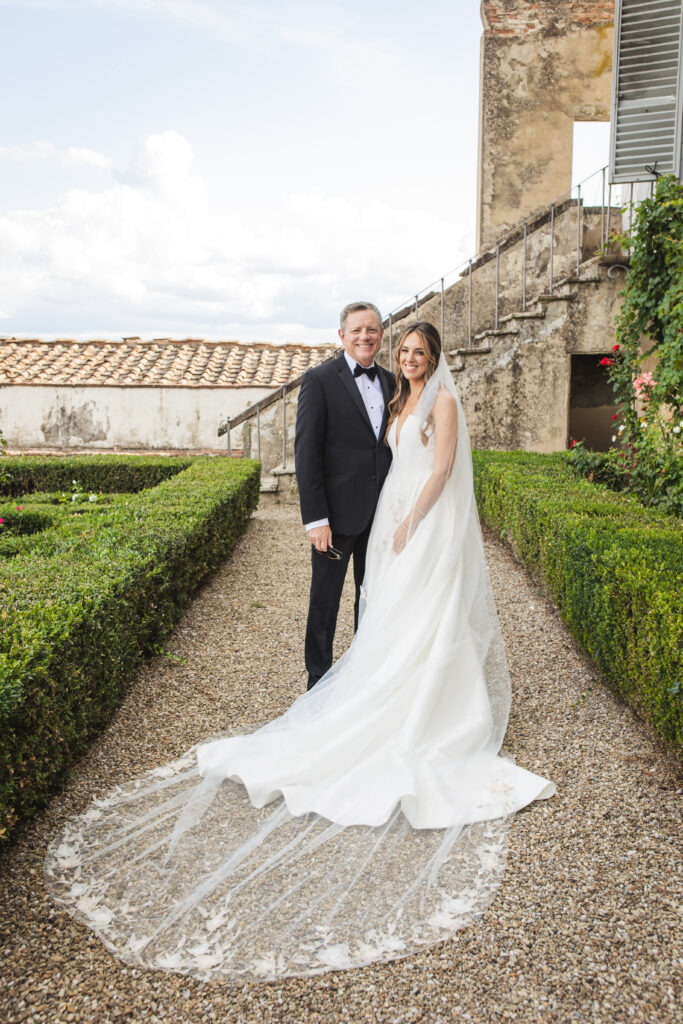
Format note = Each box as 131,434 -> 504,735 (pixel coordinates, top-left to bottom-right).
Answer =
217,356 -> 338,457
384,164 -> 616,333
219,165 -> 647,459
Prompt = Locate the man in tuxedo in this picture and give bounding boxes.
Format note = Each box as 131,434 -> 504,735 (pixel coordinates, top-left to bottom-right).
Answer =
295,301 -> 396,690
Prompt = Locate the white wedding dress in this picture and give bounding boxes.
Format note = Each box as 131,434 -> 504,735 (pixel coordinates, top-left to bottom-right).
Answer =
44,358 -> 554,982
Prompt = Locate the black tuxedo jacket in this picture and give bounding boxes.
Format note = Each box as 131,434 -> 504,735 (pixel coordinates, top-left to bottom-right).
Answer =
295,352 -> 396,536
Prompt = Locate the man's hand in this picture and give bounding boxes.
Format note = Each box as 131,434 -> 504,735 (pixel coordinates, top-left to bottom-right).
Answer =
309,524 -> 333,553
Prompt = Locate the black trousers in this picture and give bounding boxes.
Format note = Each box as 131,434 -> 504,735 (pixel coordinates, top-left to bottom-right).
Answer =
305,523 -> 372,690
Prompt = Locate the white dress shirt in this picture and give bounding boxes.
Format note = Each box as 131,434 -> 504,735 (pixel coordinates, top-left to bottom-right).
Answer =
305,351 -> 386,532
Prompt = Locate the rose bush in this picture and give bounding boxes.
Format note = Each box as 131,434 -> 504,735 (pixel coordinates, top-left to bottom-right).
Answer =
569,174 -> 683,518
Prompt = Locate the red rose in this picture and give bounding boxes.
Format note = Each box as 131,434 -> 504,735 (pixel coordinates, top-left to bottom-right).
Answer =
570,439 -> 577,449
599,357 -> 613,366
612,344 -> 620,352
612,413 -> 618,421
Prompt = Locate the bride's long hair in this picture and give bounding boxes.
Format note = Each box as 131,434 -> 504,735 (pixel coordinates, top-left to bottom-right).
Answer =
385,320 -> 442,443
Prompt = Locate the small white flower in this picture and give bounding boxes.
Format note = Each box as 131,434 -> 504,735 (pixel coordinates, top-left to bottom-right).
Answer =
640,420 -> 647,428
89,493 -> 97,502
72,479 -> 77,486
611,435 -> 617,442
618,425 -> 625,433
673,426 -> 681,435
71,493 -> 78,502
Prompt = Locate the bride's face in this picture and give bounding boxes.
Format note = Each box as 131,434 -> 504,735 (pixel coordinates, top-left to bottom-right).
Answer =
399,332 -> 430,384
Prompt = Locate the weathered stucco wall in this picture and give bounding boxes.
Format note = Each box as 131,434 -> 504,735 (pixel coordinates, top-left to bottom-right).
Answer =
477,0 -> 614,250
454,261 -> 626,451
0,385 -> 273,451
241,388 -> 300,471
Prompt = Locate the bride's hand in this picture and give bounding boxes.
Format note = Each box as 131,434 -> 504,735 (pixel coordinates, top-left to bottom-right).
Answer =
393,519 -> 412,554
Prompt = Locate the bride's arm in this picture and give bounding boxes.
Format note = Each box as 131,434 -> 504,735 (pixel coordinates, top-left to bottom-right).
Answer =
393,391 -> 458,554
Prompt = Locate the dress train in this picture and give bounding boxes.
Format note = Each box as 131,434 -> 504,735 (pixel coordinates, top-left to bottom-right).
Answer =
44,359 -> 555,981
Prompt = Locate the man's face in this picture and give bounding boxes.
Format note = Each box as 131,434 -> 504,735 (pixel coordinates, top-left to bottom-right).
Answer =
339,309 -> 384,367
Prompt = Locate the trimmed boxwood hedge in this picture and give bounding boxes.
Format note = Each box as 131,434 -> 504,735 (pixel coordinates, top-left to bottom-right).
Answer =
0,454 -> 194,496
473,450 -> 682,757
0,456 -> 261,842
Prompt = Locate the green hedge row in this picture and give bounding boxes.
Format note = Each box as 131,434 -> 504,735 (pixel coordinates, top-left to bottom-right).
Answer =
0,454 -> 195,496
472,451 -> 683,757
0,456 -> 261,841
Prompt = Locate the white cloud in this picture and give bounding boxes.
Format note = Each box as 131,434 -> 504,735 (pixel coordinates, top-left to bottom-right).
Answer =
0,0 -> 398,65
121,131 -> 193,192
0,0 -> 270,52
88,0 -> 266,49
63,146 -> 112,169
0,140 -> 111,170
0,141 -> 56,161
0,131 -> 471,341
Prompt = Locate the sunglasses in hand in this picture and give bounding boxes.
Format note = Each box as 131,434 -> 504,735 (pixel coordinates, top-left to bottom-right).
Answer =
317,543 -> 343,561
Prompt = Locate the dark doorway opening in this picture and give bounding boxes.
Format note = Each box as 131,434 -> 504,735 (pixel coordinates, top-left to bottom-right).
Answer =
568,354 -> 617,451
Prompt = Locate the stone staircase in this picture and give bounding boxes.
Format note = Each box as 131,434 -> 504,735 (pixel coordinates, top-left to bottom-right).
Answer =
449,254 -> 626,451
258,463 -> 299,503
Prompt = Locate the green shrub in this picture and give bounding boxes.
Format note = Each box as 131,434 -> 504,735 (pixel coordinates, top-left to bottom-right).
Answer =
0,508 -> 54,536
576,175 -> 683,518
568,431 -> 683,519
473,450 -> 682,756
0,456 -> 261,842
0,454 -> 193,497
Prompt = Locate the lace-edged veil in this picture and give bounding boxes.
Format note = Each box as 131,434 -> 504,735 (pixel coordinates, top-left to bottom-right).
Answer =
43,356 -> 519,984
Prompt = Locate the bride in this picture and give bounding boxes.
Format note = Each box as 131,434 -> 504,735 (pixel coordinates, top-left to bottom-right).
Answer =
44,321 -> 555,982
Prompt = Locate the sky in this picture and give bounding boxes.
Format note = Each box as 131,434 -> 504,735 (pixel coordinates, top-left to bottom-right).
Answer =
0,0 -> 611,345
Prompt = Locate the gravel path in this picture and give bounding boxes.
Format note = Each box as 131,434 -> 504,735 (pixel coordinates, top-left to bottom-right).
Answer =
1,502 -> 681,1024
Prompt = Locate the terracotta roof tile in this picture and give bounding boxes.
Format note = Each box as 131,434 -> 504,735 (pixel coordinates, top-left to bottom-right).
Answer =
0,338 -> 338,388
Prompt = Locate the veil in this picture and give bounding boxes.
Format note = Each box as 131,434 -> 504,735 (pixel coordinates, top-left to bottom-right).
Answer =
43,357 -> 548,983
404,352 -> 511,751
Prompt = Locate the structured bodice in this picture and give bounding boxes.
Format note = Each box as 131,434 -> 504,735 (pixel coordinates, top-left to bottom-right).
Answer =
388,414 -> 436,466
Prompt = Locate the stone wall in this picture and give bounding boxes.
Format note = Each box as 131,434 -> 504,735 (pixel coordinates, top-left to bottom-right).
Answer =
0,385 -> 273,452
453,259 -> 627,451
477,0 -> 615,250
241,388 -> 299,472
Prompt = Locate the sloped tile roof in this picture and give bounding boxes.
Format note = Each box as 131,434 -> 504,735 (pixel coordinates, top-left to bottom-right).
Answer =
0,338 -> 339,388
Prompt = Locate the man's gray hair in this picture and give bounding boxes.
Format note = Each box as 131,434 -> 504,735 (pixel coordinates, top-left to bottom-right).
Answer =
339,301 -> 383,332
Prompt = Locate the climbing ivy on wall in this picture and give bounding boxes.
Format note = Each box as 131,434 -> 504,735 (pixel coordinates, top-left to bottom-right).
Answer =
611,173 -> 683,420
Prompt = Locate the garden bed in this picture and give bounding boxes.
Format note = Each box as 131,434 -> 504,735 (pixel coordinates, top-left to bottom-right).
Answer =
473,450 -> 682,758
0,455 -> 260,842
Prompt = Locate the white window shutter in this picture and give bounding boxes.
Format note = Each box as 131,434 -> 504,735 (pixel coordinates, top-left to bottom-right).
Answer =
610,0 -> 683,182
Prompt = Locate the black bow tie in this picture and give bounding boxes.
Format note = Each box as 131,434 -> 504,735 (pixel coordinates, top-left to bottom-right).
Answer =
354,363 -> 377,381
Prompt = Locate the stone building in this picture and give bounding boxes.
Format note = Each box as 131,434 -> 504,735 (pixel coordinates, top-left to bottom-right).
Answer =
0,338 -> 335,454
477,0 -> 615,249
446,0 -> 681,454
